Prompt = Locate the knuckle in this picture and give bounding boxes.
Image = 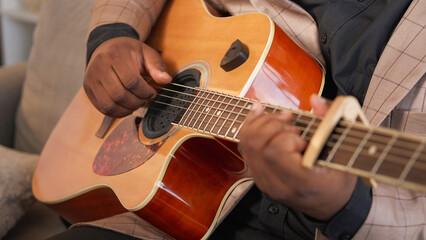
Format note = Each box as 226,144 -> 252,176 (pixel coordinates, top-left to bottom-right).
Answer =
93,51 -> 107,63
122,76 -> 140,90
110,89 -> 128,103
263,146 -> 278,159
98,102 -> 116,116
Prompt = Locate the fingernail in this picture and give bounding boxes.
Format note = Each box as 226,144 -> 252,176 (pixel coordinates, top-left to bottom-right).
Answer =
311,94 -> 326,104
251,102 -> 262,112
279,109 -> 292,119
159,71 -> 171,80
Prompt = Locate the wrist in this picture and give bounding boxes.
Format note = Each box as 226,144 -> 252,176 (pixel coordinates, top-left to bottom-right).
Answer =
303,175 -> 358,221
86,23 -> 139,64
321,177 -> 372,239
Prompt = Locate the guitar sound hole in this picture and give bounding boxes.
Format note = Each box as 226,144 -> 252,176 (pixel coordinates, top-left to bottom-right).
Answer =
142,68 -> 201,139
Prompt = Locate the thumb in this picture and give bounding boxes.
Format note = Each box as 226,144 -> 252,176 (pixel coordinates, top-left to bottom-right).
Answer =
142,44 -> 172,84
310,95 -> 330,117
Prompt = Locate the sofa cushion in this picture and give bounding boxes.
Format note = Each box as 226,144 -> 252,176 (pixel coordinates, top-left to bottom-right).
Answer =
0,145 -> 38,238
14,0 -> 94,153
0,63 -> 26,147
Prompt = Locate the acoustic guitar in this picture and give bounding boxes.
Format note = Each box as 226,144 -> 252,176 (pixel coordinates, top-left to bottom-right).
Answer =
32,0 -> 425,240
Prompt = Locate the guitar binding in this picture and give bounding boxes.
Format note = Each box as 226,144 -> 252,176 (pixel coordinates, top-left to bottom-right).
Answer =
142,68 -> 201,139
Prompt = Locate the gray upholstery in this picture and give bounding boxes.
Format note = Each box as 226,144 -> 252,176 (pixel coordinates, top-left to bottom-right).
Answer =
14,0 -> 93,153
0,63 -> 26,147
0,0 -> 94,238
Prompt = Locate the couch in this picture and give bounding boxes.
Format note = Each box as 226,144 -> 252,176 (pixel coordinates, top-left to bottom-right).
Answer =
0,0 -> 94,238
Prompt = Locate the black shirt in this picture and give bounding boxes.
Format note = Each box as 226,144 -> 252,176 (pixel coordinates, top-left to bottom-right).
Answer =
298,0 -> 412,104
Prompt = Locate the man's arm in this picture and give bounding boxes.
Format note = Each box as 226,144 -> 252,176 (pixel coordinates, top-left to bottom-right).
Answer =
84,0 -> 171,117
89,0 -> 167,41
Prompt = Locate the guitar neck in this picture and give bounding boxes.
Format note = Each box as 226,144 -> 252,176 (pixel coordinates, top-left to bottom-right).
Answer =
162,85 -> 426,192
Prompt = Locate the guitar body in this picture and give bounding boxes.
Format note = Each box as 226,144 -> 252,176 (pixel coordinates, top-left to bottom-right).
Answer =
32,0 -> 324,239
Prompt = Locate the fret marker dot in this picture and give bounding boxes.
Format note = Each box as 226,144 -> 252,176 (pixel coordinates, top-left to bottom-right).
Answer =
216,111 -> 222,116
231,127 -> 237,134
368,145 -> 377,156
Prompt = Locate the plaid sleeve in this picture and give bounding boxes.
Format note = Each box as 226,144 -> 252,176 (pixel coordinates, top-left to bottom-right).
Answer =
89,0 -> 167,41
352,184 -> 426,240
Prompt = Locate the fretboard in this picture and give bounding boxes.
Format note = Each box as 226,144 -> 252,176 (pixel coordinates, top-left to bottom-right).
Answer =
167,87 -> 426,192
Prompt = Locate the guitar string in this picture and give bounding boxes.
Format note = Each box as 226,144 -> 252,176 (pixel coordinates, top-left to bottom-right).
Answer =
151,83 -> 425,156
144,102 -> 426,179
147,102 -> 426,169
153,84 -> 424,152
142,85 -> 425,170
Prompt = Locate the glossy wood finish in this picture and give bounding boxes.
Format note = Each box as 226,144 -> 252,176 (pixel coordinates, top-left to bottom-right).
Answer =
146,0 -> 272,96
48,187 -> 127,223
245,23 -> 324,110
136,137 -> 247,240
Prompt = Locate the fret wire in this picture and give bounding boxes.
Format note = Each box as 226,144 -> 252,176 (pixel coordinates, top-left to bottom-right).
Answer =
164,83 -> 303,117
325,123 -> 353,164
160,86 -> 257,115
157,99 -> 425,170
294,111 -> 303,126
192,91 -> 213,129
370,134 -> 399,176
160,86 -> 302,120
155,93 -> 253,128
158,87 -> 318,129
217,100 -> 248,138
230,101 -> 251,140
301,117 -> 315,139
332,124 -> 421,156
163,97 -> 420,166
345,128 -> 374,168
184,91 -> 210,129
204,95 -> 227,132
209,95 -> 238,134
178,91 -> 201,126
315,161 -> 422,194
398,139 -> 426,183
338,135 -> 419,161
196,92 -> 223,132
180,90 -> 205,127
172,99 -> 420,164
324,140 -> 426,169
230,101 -> 266,139
154,90 -> 425,165
212,93 -> 233,132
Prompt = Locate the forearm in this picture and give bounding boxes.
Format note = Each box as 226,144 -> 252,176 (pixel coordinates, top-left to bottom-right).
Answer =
89,0 -> 167,41
87,0 -> 167,63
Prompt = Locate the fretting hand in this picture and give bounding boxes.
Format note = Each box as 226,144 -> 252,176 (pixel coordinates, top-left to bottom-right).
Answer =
238,95 -> 357,221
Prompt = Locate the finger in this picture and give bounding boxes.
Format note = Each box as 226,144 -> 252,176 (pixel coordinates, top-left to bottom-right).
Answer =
87,81 -> 133,117
309,95 -> 330,117
107,44 -> 158,100
266,131 -> 306,159
142,44 -> 172,85
100,65 -> 148,109
278,108 -> 293,119
244,102 -> 264,125
241,113 -> 283,143
263,131 -> 308,181
111,63 -> 156,100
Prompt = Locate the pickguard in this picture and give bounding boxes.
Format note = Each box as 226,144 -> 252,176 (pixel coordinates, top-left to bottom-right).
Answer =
93,117 -> 167,176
